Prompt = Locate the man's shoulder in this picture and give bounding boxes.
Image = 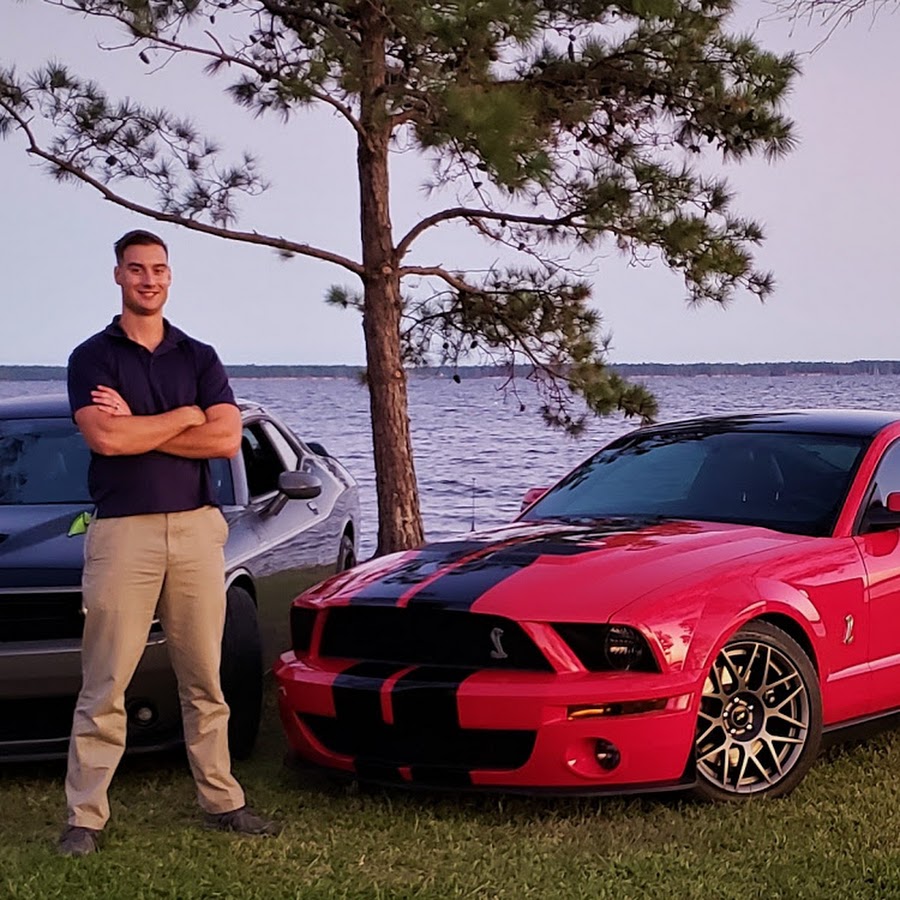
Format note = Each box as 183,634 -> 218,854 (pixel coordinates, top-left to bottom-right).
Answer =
171,325 -> 221,363
69,328 -> 114,364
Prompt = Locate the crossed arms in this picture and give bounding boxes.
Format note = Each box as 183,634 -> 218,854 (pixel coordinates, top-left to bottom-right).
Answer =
74,386 -> 242,459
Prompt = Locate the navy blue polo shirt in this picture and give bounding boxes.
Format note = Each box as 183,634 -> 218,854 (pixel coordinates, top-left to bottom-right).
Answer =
67,316 -> 236,518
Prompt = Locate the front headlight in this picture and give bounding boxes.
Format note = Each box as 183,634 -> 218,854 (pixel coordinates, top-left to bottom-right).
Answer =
552,623 -> 658,672
603,625 -> 653,671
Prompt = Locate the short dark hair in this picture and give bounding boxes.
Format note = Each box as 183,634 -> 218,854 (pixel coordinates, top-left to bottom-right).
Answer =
114,230 -> 168,264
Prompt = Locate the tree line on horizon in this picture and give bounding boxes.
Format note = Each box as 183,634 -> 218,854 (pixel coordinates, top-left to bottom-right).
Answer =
4,360 -> 900,381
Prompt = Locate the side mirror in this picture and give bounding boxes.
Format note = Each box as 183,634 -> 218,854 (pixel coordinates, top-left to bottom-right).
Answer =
278,471 -> 322,500
262,472 -> 322,517
862,491 -> 900,533
520,486 -> 549,512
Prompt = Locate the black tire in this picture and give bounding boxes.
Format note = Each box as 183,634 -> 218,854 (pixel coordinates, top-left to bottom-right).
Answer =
692,620 -> 822,802
220,585 -> 263,761
337,532 -> 356,572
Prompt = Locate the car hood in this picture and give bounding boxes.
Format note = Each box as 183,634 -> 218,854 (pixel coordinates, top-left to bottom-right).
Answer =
0,504 -> 91,588
306,518 -> 810,620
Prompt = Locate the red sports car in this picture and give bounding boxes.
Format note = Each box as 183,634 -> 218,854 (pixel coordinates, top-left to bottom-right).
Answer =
275,409 -> 900,800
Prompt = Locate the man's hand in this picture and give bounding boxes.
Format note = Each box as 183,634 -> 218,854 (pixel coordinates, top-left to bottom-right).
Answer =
91,387 -> 206,431
158,404 -> 242,459
91,385 -> 131,417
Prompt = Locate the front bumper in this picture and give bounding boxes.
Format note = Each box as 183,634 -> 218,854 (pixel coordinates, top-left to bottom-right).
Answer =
0,635 -> 183,761
275,652 -> 700,793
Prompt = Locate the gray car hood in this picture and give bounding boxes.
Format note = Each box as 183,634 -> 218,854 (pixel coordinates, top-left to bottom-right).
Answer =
0,505 -> 91,588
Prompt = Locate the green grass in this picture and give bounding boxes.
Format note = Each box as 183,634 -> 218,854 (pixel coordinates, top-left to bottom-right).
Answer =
4,690 -> 900,900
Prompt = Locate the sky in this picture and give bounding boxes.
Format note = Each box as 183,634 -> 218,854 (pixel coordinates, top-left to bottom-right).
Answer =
1,1 -> 898,367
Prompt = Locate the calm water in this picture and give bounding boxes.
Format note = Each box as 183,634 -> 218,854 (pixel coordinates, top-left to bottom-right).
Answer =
4,374 -> 900,558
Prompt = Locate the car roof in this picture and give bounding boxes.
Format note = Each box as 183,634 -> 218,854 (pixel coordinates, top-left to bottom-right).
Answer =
0,393 -> 264,419
642,409 -> 900,439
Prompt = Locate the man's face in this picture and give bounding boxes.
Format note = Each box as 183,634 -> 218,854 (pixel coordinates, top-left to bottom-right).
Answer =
114,243 -> 171,317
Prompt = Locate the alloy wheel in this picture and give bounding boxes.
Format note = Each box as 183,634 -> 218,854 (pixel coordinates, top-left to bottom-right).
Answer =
696,634 -> 812,796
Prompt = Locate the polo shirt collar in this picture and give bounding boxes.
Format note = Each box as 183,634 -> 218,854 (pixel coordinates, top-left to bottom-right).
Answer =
104,316 -> 187,352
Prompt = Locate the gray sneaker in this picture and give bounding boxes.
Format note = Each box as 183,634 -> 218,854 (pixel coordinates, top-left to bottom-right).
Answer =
57,825 -> 100,857
204,806 -> 281,836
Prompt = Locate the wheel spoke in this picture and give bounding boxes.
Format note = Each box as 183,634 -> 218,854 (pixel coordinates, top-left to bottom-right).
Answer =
696,719 -> 719,746
748,746 -> 775,784
720,652 -> 744,692
705,667 -> 724,698
762,729 -> 804,747
764,737 -> 784,776
764,672 -> 800,695
744,643 -> 763,691
735,744 -> 752,785
774,685 -> 803,710
769,710 -> 806,730
698,745 -> 724,764
720,739 -> 731,785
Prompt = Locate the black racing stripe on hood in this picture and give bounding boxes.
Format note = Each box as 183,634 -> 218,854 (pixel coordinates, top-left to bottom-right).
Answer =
348,523 -> 651,609
348,544 -> 484,605
405,533 -> 600,611
332,661 -> 406,731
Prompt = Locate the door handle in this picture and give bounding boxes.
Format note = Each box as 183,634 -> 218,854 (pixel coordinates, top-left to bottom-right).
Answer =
307,501 -> 319,514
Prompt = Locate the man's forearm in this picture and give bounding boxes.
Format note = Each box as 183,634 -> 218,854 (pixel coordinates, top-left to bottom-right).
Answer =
159,409 -> 241,459
82,407 -> 203,456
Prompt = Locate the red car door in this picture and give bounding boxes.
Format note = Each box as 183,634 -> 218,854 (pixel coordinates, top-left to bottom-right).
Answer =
854,439 -> 900,715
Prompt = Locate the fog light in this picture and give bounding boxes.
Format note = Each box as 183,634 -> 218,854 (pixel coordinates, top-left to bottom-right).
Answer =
129,703 -> 157,727
594,739 -> 620,771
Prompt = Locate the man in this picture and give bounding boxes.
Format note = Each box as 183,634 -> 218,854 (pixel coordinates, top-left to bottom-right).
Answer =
59,229 -> 279,857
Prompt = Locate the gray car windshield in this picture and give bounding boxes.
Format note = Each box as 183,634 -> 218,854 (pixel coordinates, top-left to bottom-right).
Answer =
0,417 -> 92,505
522,429 -> 868,537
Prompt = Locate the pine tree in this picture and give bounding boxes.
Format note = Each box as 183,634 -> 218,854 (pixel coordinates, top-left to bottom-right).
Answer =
0,0 -> 798,554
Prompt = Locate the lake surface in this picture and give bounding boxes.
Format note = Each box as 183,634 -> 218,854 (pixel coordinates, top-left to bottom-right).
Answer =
4,374 -> 900,558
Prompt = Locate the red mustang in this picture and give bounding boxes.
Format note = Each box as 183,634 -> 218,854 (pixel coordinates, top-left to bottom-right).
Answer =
275,410 -> 900,800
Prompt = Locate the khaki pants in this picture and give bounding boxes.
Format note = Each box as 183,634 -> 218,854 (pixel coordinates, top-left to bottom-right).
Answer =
66,505 -> 245,830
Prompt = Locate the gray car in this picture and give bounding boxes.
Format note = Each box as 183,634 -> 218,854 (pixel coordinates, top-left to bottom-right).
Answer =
0,393 -> 360,761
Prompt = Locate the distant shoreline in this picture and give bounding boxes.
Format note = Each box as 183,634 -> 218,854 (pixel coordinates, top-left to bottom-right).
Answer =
2,361 -> 900,381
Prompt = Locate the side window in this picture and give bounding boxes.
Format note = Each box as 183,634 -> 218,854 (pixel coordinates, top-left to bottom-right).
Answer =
868,441 -> 900,508
260,421 -> 299,471
241,423 -> 286,499
208,457 -> 235,506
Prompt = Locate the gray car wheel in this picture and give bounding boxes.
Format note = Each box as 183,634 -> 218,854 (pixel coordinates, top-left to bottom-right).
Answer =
337,532 -> 356,572
693,620 -> 822,801
220,584 -> 263,761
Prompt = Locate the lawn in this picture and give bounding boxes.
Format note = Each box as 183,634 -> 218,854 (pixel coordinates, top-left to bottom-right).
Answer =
3,687 -> 900,900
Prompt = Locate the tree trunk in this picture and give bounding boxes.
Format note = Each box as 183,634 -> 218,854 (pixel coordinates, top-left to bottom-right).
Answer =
358,2 -> 425,556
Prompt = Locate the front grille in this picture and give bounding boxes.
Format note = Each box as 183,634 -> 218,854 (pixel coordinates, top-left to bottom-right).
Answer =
291,606 -> 316,652
301,714 -> 536,770
318,606 -> 552,671
0,591 -> 84,642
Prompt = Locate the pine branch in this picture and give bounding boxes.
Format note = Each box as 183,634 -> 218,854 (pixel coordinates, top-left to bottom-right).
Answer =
0,96 -> 364,275
396,207 -> 580,259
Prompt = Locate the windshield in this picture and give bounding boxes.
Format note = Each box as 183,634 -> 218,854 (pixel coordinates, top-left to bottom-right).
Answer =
522,428 -> 868,537
0,417 -> 93,505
